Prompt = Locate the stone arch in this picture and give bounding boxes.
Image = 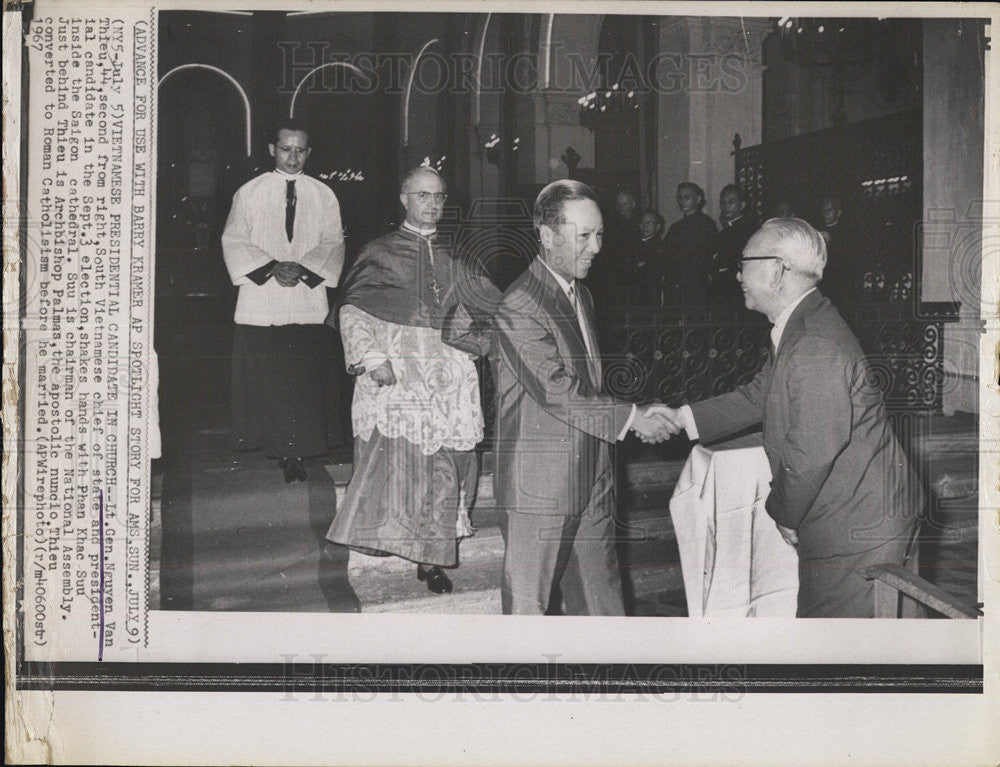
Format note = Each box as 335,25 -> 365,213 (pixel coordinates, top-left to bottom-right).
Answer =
403,38 -> 441,147
289,61 -> 366,119
159,64 -> 252,156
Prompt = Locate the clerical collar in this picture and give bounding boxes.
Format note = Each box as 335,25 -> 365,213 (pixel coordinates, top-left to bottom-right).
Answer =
402,221 -> 437,237
273,169 -> 304,178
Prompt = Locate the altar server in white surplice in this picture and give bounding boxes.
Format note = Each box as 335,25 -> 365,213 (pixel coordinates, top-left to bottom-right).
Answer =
221,118 -> 345,483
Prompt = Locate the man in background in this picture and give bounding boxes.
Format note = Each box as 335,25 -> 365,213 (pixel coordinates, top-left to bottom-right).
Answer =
222,119 -> 345,483
663,182 -> 717,311
816,194 -> 859,307
632,209 -> 666,306
710,184 -> 758,307
587,188 -> 640,319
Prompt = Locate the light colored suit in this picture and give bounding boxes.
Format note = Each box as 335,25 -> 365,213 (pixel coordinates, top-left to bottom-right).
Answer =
689,290 -> 921,616
493,258 -> 633,614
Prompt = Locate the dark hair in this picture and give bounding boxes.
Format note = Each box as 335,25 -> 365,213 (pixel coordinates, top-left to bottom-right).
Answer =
773,199 -> 796,216
720,183 -> 747,204
533,179 -> 598,231
640,208 -> 664,227
272,118 -> 311,146
676,182 -> 705,203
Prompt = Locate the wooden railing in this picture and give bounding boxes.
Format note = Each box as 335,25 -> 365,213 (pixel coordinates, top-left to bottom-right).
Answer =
862,564 -> 982,619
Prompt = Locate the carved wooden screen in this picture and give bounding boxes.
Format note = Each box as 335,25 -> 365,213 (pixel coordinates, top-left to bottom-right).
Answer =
735,109 -> 923,305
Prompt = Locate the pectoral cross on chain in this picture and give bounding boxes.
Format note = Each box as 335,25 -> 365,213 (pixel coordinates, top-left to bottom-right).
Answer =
428,277 -> 443,307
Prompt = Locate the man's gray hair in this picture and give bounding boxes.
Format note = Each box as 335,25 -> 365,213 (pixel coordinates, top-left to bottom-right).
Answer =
533,179 -> 597,231
757,217 -> 827,280
400,165 -> 446,193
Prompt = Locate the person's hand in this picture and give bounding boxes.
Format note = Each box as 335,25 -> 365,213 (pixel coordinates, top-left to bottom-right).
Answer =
272,261 -> 305,287
643,404 -> 686,436
368,360 -> 396,387
631,404 -> 680,444
777,524 -> 798,547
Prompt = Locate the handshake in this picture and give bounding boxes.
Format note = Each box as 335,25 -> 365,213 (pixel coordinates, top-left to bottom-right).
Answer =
630,404 -> 685,444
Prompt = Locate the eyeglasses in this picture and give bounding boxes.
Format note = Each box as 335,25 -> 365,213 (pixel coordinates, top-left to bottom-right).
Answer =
737,255 -> 777,271
408,192 -> 447,204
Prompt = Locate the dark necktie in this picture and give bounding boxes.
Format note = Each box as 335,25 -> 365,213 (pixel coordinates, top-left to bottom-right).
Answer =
569,283 -> 599,384
285,179 -> 296,242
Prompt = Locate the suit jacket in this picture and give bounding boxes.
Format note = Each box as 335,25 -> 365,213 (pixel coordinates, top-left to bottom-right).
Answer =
689,290 -> 919,558
494,258 -> 633,517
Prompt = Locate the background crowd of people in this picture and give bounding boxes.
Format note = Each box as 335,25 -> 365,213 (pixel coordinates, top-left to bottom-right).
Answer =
587,183 -> 858,317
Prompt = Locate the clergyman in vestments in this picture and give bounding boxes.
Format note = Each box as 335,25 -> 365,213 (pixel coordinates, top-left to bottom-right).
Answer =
326,166 -> 496,594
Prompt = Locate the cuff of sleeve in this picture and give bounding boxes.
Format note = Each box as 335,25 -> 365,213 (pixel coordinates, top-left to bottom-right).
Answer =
617,404 -> 637,441
359,351 -> 389,371
245,260 -> 278,285
299,266 -> 324,288
680,404 -> 699,441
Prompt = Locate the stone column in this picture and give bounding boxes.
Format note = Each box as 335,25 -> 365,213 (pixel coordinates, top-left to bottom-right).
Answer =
655,17 -> 694,216
655,17 -> 769,220
525,12 -> 601,185
922,19 -> 988,414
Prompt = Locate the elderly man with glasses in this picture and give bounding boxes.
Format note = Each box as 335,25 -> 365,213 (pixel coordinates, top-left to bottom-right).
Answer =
656,218 -> 922,618
326,166 -> 499,596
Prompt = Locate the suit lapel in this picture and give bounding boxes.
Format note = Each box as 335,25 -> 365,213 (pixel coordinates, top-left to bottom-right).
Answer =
773,289 -> 823,363
765,290 -> 824,420
576,282 -> 602,385
530,259 -> 597,389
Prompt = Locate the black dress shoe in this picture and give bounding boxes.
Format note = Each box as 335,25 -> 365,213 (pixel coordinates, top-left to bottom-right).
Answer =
278,457 -> 307,483
416,564 -> 453,594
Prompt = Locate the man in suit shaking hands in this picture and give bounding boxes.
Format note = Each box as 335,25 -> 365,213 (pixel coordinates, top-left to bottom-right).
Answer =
661,218 -> 921,617
493,180 -> 676,615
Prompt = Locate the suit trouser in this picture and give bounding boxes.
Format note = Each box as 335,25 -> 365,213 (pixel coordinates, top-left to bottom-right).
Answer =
500,462 -> 625,616
796,528 -> 917,618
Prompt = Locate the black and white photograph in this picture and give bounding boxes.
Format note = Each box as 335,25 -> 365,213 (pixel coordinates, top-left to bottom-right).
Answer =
4,1 -> 998,765
151,7 -> 983,621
